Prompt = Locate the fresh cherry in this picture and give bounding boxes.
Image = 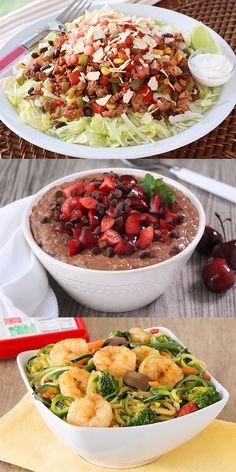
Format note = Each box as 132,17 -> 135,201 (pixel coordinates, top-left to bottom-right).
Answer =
212,240 -> 236,270
197,225 -> 223,255
202,258 -> 235,293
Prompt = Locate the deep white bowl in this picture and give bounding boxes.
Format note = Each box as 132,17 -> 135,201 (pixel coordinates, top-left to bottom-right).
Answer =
0,4 -> 236,158
17,326 -> 229,468
22,168 -> 205,312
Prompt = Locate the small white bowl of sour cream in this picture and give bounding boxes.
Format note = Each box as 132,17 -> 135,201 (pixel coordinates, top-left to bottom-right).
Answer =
188,48 -> 236,87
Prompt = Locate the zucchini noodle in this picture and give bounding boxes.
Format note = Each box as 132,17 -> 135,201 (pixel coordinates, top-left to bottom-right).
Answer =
25,327 -> 221,427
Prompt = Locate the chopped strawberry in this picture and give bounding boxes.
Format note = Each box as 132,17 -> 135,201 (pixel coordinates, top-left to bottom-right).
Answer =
106,207 -> 116,218
88,210 -> 101,230
169,202 -> 179,213
61,197 -> 82,220
178,402 -> 199,417
53,222 -> 67,233
73,222 -> 84,239
79,197 -> 98,210
145,213 -> 158,224
137,226 -> 154,249
150,194 -> 162,214
79,228 -> 97,249
99,230 -> 122,247
119,175 -> 137,186
114,239 -> 135,255
85,182 -> 95,193
164,211 -> 177,226
130,197 -> 149,211
125,213 -> 147,235
160,219 -> 173,231
68,239 -> 83,256
69,70 -> 80,86
130,185 -> 147,199
101,215 -> 115,233
64,182 -> 84,197
102,195 -> 109,207
70,208 -> 83,220
99,175 -> 116,192
144,92 -> 154,105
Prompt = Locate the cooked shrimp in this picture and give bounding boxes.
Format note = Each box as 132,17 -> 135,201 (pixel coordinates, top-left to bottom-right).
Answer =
58,367 -> 90,399
139,355 -> 183,387
49,338 -> 88,366
129,328 -> 151,344
133,346 -> 158,363
93,346 -> 136,378
67,393 -> 113,427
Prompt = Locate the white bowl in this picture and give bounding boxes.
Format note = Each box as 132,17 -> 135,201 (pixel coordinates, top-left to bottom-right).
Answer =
22,168 -> 205,313
188,49 -> 236,87
0,4 -> 236,159
17,326 -> 229,468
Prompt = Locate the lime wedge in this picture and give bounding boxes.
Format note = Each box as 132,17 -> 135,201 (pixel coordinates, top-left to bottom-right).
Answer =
191,24 -> 219,52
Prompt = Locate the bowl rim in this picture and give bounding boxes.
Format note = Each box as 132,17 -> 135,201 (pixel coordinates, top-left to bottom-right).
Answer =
22,167 -> 206,275
17,325 -> 229,432
0,4 -> 236,159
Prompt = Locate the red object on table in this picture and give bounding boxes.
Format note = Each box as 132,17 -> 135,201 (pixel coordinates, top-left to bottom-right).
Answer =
0,317 -> 90,358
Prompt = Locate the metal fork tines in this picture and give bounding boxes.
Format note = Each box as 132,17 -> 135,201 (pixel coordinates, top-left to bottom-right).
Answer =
57,0 -> 92,26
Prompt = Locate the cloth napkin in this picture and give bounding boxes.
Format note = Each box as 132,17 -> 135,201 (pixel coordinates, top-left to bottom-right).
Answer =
0,0 -> 160,47
0,394 -> 235,472
0,197 -> 58,318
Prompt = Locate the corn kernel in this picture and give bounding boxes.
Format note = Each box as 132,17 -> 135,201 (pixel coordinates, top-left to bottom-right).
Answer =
164,47 -> 172,55
106,103 -> 116,110
164,78 -> 169,85
153,49 -> 164,55
101,66 -> 110,75
114,58 -> 124,64
66,96 -> 76,105
44,82 -> 52,92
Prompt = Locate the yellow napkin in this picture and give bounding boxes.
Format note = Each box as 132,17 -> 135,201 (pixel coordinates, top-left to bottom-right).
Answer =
0,394 -> 235,472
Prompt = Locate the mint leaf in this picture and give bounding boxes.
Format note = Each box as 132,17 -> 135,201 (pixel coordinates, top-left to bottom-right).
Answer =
138,174 -> 175,204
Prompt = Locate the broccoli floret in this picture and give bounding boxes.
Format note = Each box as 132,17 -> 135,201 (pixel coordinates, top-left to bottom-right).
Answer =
109,330 -> 130,341
150,334 -> 171,343
97,370 -> 118,399
189,387 -> 220,409
131,408 -> 157,426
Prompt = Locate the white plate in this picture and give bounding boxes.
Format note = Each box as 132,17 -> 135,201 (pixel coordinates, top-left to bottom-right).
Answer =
0,3 -> 236,159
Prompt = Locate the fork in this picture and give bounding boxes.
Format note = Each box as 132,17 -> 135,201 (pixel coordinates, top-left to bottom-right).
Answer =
0,0 -> 92,73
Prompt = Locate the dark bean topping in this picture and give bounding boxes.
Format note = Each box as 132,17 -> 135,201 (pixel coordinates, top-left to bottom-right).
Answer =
110,199 -> 118,207
39,47 -> 48,54
71,217 -> 80,224
106,247 -> 114,258
84,106 -> 93,117
177,215 -> 185,225
55,122 -> 67,130
91,191 -> 100,200
124,205 -> 130,213
65,222 -> 73,230
113,189 -> 122,199
163,33 -> 173,38
169,246 -> 181,256
114,216 -> 123,227
92,247 -> 101,255
98,240 -> 107,249
170,230 -> 179,239
140,251 -> 152,259
40,64 -> 50,72
28,87 -> 34,95
96,203 -> 105,215
55,190 -> 64,198
124,198 -> 131,206
48,40 -> 54,46
31,52 -> 39,58
40,216 -> 49,224
94,181 -> 102,189
94,226 -> 101,236
81,215 -> 89,224
114,202 -> 123,218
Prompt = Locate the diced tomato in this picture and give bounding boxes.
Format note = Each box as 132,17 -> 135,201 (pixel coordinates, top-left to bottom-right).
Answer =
178,402 -> 199,417
124,61 -> 134,71
125,36 -> 133,47
58,37 -> 66,48
53,99 -> 65,106
69,70 -> 80,86
133,53 -> 142,64
121,85 -> 129,93
144,91 -> 154,105
150,328 -> 160,334
100,76 -> 110,86
92,102 -> 106,114
137,83 -> 150,96
118,50 -> 128,61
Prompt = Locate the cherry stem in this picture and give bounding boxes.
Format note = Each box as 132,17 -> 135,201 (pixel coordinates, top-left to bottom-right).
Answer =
215,213 -> 231,242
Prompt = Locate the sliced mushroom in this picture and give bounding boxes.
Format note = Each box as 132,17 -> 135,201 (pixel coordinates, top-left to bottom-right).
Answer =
103,336 -> 128,347
123,371 -> 151,391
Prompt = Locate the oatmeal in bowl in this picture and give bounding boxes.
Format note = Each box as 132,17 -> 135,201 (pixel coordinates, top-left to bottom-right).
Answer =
23,168 -> 205,311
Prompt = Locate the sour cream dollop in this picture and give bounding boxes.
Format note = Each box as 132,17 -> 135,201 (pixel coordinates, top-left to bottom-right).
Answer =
188,52 -> 235,87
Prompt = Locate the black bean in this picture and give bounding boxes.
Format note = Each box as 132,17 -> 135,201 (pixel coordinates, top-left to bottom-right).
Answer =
48,40 -> 54,46
55,122 -> 67,129
28,87 -> 34,95
84,106 -> 93,117
40,64 -> 50,72
31,52 -> 39,58
53,47 -> 60,59
39,47 -> 48,54
163,33 -> 173,38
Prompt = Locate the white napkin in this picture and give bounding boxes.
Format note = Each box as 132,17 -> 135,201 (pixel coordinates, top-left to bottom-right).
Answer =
0,197 -> 58,318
